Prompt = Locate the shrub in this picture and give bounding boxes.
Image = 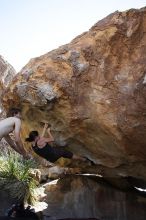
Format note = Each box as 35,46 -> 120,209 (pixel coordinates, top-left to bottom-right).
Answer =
0,151 -> 38,204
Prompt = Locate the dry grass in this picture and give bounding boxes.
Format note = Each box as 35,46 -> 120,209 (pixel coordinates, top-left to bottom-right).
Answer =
0,151 -> 38,204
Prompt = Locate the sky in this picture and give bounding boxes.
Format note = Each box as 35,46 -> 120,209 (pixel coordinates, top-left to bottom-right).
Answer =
0,0 -> 146,72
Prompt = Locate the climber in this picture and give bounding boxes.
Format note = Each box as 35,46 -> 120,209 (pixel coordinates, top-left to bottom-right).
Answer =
0,108 -> 29,159
25,123 -> 93,164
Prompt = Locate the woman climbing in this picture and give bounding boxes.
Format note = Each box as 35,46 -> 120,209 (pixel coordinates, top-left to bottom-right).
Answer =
25,122 -> 93,164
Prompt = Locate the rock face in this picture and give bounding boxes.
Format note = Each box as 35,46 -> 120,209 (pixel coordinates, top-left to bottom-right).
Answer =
0,56 -> 16,111
2,8 -> 146,179
0,55 -> 16,88
43,175 -> 146,220
0,56 -> 16,151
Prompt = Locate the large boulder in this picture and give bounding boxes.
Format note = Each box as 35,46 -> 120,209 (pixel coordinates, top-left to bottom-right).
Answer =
0,56 -> 16,111
0,55 -> 16,88
2,8 -> 146,179
43,175 -> 146,220
0,56 -> 16,150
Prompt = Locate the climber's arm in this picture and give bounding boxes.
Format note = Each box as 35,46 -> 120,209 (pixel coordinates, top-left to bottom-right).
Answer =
4,134 -> 20,154
41,123 -> 54,141
46,127 -> 54,142
14,119 -> 28,158
41,123 -> 48,137
39,127 -> 54,143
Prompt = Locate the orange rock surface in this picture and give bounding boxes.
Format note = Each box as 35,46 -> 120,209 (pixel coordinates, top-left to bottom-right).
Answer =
2,8 -> 146,178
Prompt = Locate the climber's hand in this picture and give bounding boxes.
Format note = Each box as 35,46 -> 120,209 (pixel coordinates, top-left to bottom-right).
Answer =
44,123 -> 49,129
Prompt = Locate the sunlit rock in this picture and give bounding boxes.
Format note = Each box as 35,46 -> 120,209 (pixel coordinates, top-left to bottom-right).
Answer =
0,55 -> 16,111
0,55 -> 16,88
2,8 -> 146,180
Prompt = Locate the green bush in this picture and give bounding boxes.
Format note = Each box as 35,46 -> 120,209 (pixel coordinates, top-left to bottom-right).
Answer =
0,151 -> 38,204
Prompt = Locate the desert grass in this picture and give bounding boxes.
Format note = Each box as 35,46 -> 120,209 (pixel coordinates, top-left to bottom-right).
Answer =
0,150 -> 38,204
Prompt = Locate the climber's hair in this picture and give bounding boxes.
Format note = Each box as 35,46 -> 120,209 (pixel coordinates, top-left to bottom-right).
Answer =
25,131 -> 39,142
7,108 -> 21,117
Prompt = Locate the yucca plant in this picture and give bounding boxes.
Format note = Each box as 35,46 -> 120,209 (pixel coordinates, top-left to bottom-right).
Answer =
0,151 -> 38,204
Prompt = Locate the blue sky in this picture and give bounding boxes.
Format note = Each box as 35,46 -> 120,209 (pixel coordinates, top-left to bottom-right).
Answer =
0,0 -> 145,72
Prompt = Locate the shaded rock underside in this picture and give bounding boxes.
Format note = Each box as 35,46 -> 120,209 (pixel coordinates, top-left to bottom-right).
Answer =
2,8 -> 146,186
